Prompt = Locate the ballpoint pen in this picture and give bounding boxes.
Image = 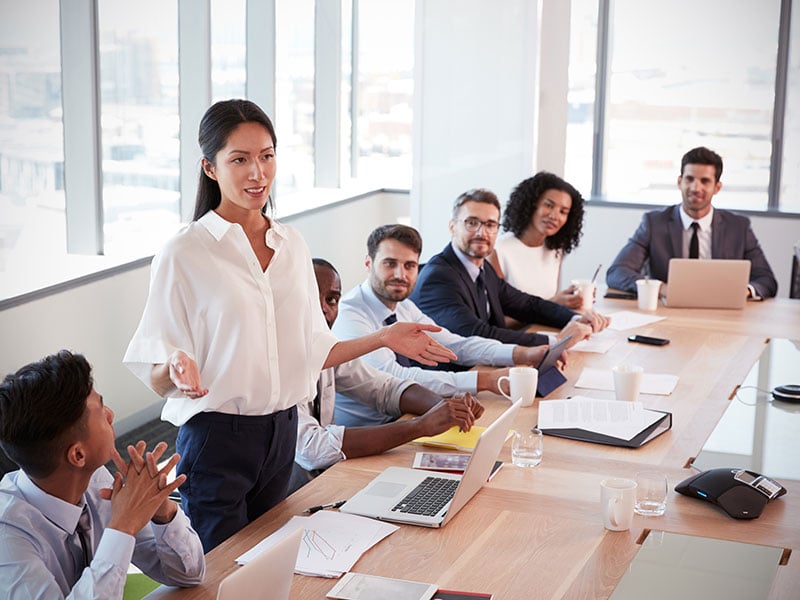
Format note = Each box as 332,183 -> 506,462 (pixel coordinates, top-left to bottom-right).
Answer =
304,500 -> 347,514
591,263 -> 602,285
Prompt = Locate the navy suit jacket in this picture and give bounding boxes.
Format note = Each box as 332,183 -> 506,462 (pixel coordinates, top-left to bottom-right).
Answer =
409,243 -> 577,347
606,205 -> 778,298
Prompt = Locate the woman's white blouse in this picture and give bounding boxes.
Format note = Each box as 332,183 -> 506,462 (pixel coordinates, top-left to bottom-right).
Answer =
123,211 -> 338,426
493,232 -> 562,299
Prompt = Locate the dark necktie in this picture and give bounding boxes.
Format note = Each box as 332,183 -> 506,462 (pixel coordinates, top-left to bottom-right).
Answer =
476,270 -> 490,319
689,222 -> 700,259
383,314 -> 412,366
74,505 -> 93,579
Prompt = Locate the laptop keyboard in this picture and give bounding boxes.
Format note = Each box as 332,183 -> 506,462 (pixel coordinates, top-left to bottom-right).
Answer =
391,476 -> 459,516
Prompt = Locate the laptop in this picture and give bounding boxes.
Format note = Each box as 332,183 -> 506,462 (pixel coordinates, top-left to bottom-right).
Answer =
216,527 -> 302,600
339,399 -> 522,527
665,258 -> 751,309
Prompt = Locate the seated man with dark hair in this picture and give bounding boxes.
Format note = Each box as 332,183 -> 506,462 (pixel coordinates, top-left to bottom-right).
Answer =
0,350 -> 205,599
290,259 -> 484,492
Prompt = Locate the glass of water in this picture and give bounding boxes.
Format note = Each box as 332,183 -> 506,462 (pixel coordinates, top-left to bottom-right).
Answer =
511,427 -> 543,467
634,471 -> 668,516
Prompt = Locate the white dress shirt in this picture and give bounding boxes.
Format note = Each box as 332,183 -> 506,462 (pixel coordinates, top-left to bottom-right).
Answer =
0,468 -> 204,600
679,206 -> 713,260
295,359 -> 415,471
124,211 -> 338,426
332,280 -> 515,426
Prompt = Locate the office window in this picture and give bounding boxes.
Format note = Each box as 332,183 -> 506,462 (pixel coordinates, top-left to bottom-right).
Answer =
275,0 -> 315,194
566,0 -> 798,213
564,0 -> 598,196
211,0 -> 246,102
98,0 -> 181,258
781,3 -> 800,213
354,0 -> 414,187
0,0 -> 64,298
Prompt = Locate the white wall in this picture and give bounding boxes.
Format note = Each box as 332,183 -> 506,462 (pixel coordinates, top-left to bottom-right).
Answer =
411,0 -> 539,261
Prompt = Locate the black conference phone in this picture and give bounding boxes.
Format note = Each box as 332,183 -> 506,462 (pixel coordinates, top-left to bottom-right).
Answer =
675,467 -> 786,519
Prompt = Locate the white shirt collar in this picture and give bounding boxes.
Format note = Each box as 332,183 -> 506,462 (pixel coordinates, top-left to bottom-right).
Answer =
679,205 -> 714,231
17,470 -> 84,534
359,280 -> 396,322
198,210 -> 288,244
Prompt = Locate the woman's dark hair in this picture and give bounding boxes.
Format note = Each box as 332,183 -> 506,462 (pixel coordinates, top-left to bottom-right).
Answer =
501,171 -> 585,254
0,350 -> 92,478
193,99 -> 278,221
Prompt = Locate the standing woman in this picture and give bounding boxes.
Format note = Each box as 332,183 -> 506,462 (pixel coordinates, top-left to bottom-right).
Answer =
124,99 -> 455,551
488,171 -> 585,309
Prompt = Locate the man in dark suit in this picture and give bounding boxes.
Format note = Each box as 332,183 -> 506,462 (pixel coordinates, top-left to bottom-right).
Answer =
606,146 -> 778,299
410,189 -> 610,347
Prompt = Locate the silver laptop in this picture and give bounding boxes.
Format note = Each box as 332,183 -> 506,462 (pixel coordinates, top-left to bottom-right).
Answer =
216,527 -> 302,600
665,258 -> 751,309
339,400 -> 522,527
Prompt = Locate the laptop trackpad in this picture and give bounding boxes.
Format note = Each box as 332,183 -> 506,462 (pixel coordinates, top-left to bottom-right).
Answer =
367,482 -> 406,497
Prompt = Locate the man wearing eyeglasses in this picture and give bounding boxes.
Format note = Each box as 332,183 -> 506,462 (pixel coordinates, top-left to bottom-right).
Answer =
410,188 -> 609,347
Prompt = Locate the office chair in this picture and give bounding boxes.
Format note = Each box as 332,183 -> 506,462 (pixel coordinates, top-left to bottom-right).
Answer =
791,242 -> 800,299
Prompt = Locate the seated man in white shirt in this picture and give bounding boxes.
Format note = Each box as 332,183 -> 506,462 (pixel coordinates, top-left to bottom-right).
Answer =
290,259 -> 484,492
332,224 -> 592,427
0,350 -> 205,600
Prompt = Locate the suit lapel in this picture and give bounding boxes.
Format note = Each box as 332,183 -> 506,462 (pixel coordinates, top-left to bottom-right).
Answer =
710,210 -> 723,258
668,205 -> 683,258
443,244 -> 485,317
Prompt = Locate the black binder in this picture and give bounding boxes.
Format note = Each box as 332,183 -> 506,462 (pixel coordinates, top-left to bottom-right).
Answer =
539,409 -> 672,448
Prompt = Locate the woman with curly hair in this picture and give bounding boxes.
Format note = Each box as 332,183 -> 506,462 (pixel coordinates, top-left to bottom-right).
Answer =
487,171 -> 585,308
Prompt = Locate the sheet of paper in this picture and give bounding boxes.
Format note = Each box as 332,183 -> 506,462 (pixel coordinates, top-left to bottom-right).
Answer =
538,396 -> 665,440
569,328 -> 619,354
236,512 -> 399,578
605,310 -> 666,331
574,367 -> 679,395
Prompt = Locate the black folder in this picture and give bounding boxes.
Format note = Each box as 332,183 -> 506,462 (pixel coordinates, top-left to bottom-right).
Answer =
539,409 -> 672,448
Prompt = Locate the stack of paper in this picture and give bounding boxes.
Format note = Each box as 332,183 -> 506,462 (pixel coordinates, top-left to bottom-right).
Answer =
236,511 -> 398,578
538,396 -> 666,441
605,311 -> 666,331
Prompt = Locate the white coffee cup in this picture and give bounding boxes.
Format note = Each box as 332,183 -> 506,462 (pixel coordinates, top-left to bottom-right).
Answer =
600,478 -> 637,531
612,364 -> 644,402
635,278 -> 661,311
498,366 -> 538,407
571,278 -> 595,311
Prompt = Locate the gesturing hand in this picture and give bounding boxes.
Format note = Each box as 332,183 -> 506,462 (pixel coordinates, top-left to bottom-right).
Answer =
168,350 -> 208,399
102,441 -> 185,535
381,322 -> 457,366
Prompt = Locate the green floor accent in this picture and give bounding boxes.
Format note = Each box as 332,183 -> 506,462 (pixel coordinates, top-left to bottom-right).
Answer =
123,572 -> 160,600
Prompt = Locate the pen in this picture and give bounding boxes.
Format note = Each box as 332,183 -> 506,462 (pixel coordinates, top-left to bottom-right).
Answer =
591,264 -> 602,284
304,500 -> 347,514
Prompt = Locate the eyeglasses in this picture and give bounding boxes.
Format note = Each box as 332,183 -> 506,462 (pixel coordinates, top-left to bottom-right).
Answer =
461,217 -> 500,233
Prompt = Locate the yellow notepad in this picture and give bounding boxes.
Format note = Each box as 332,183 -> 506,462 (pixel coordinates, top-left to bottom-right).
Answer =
412,425 -> 487,452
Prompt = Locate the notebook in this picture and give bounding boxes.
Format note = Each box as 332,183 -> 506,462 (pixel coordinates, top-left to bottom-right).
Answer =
339,400 -> 522,527
216,526 -> 302,600
665,258 -> 751,309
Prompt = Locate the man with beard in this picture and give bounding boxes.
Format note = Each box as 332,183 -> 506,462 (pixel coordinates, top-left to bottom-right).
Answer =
606,146 -> 777,298
410,189 -> 608,347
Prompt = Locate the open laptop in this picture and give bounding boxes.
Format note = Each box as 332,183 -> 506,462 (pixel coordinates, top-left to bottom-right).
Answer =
216,527 -> 302,600
665,258 -> 751,309
339,399 -> 522,527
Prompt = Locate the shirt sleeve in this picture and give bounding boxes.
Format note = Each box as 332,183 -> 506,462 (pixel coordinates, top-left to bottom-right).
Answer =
333,303 -> 479,395
130,508 -> 205,587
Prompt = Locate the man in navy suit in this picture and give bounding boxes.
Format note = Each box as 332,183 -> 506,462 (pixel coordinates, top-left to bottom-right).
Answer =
606,146 -> 777,299
410,189 -> 609,347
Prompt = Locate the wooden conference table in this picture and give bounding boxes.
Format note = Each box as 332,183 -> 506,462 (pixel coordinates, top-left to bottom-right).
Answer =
148,298 -> 800,599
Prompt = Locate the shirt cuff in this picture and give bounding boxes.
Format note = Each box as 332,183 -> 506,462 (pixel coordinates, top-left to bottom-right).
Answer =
494,344 -> 517,366
95,528 -> 136,571
747,284 -> 762,300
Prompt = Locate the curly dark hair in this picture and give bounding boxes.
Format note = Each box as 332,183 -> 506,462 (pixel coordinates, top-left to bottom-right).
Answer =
501,171 -> 584,254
